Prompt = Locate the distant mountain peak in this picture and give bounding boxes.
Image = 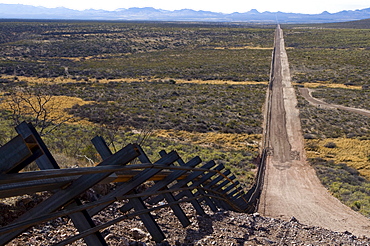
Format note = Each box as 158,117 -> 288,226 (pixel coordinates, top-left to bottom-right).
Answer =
1,3 -> 370,24
116,7 -> 161,12
248,9 -> 260,14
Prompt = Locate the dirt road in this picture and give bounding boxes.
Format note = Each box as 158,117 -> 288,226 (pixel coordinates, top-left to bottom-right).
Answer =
258,25 -> 370,237
300,87 -> 370,117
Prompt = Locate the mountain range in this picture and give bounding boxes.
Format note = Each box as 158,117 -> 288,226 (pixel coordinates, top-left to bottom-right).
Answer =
0,4 -> 370,23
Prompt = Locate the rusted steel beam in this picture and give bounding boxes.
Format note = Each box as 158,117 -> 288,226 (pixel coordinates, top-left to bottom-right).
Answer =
157,150 -> 206,215
14,122 -> 112,246
134,145 -> 194,228
90,151 -> 178,207
223,180 -> 240,194
206,173 -> 237,210
0,176 -> 75,198
16,122 -> 60,170
116,145 -> 193,228
0,186 -> 199,237
0,123 -> 251,245
0,165 -> 195,185
213,168 -> 246,200
129,194 -> 165,243
53,195 -> 205,246
185,164 -> 225,212
0,191 -> 205,244
0,134 -> 43,174
119,146 -> 201,227
0,128 -> 139,245
152,160 -> 216,204
14,122 -> 111,246
0,135 -> 32,174
215,174 -> 246,202
196,167 -> 241,210
216,174 -> 236,192
223,180 -> 245,198
91,137 -> 174,242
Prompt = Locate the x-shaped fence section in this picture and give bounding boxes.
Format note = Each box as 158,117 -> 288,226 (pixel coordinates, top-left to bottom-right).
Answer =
0,122 -> 262,245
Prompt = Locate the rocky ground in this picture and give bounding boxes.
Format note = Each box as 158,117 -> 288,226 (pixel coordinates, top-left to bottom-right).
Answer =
2,193 -> 370,246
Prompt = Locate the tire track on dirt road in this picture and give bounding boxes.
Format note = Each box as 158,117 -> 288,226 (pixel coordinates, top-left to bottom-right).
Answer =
258,25 -> 370,237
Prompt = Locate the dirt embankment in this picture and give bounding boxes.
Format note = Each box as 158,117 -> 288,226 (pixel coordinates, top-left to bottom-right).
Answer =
6,200 -> 370,245
258,26 -> 370,238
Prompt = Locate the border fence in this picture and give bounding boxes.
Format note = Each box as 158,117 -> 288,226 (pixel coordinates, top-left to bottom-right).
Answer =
0,122 -> 266,245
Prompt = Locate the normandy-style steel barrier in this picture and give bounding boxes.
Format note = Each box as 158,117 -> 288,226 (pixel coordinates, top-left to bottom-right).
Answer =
0,122 -> 265,245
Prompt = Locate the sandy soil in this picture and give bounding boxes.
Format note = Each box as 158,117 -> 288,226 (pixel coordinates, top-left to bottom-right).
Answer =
258,26 -> 370,238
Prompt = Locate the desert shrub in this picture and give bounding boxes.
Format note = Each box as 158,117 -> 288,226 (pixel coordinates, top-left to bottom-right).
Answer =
285,28 -> 370,86
324,142 -> 337,148
297,94 -> 370,139
311,88 -> 370,111
42,82 -> 267,135
0,21 -> 274,80
309,157 -> 370,216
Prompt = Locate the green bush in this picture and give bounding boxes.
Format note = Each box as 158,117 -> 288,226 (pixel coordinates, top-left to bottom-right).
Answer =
309,157 -> 370,217
324,142 -> 337,148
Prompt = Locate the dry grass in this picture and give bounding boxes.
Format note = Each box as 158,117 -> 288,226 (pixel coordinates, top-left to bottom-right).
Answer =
0,94 -> 94,125
53,152 -> 94,168
45,96 -> 95,125
1,75 -> 268,86
300,82 -> 362,90
1,75 -> 130,84
2,75 -> 80,84
214,46 -> 273,50
154,129 -> 261,151
59,52 -> 130,62
305,138 -> 370,179
174,79 -> 268,85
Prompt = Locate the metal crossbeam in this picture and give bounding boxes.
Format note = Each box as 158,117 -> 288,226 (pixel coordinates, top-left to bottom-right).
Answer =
0,122 -> 253,245
0,122 -> 140,246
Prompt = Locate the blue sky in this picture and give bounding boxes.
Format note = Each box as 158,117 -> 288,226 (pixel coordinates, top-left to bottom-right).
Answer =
0,0 -> 369,14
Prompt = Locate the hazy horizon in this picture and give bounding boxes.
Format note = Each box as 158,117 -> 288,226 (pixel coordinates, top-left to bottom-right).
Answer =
0,0 -> 369,15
